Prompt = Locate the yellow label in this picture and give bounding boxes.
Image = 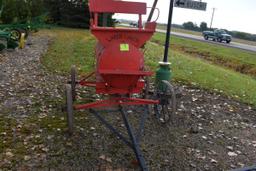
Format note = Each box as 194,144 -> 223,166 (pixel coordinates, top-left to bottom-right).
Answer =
120,44 -> 129,51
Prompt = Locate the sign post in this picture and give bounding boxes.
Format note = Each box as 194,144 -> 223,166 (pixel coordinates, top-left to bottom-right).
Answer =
155,0 -> 175,90
156,0 -> 207,89
174,0 -> 207,11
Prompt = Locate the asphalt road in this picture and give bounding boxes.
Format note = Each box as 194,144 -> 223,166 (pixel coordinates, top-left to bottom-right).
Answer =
156,29 -> 256,53
119,24 -> 256,53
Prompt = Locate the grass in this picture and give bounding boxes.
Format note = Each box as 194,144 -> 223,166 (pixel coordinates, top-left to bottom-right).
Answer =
145,42 -> 256,105
41,27 -> 256,106
152,33 -> 256,77
40,28 -> 96,74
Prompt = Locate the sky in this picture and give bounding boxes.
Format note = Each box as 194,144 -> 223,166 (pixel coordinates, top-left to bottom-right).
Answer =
114,0 -> 256,34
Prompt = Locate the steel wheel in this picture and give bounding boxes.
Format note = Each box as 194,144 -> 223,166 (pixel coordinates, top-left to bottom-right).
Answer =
153,80 -> 177,124
66,84 -> 74,134
10,29 -> 21,41
70,65 -> 77,101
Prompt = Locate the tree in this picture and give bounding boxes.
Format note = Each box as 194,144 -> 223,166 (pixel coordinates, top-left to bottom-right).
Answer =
0,0 -> 44,24
200,22 -> 207,31
183,21 -> 197,31
0,0 -> 115,28
44,0 -> 114,28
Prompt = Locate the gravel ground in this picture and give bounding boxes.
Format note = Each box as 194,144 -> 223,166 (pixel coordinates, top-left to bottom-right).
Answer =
0,34 -> 256,170
0,35 -> 63,119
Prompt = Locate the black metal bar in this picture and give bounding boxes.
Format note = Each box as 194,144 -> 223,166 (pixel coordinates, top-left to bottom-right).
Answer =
147,0 -> 159,22
89,109 -> 133,148
101,108 -> 120,113
120,106 -> 148,171
136,106 -> 149,142
163,0 -> 175,62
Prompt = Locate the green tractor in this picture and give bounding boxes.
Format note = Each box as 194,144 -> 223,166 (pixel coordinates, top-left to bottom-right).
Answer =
0,30 -> 19,51
0,0 -> 48,51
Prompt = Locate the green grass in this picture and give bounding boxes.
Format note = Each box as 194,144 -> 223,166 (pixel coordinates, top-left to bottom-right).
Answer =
41,28 -> 256,106
152,33 -> 256,77
145,42 -> 256,105
40,28 -> 96,74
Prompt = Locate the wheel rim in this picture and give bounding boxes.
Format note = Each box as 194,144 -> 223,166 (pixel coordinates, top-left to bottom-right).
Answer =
66,84 -> 74,134
10,30 -> 21,41
71,66 -> 77,101
153,81 -> 177,124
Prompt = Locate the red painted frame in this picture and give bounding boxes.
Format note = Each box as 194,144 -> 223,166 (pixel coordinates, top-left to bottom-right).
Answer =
74,97 -> 158,110
73,0 -> 158,110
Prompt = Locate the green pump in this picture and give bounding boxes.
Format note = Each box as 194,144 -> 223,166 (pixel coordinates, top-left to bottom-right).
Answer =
155,0 -> 175,91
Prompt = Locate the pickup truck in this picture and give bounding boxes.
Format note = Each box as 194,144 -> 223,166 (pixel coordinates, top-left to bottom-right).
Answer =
202,29 -> 232,43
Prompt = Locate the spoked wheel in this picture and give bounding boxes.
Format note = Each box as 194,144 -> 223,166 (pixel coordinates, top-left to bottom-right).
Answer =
153,80 -> 177,124
70,65 -> 77,101
66,84 -> 74,134
10,29 -> 21,41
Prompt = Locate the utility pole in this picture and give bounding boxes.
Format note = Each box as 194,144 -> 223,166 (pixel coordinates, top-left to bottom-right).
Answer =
210,7 -> 216,29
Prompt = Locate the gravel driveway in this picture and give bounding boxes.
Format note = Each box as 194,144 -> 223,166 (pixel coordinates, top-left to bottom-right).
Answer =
0,34 -> 256,170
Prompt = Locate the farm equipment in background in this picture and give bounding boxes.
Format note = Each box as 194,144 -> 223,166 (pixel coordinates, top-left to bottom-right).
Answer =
65,0 -> 176,170
0,20 -> 48,51
0,0 -> 48,51
0,30 -> 18,51
0,0 -> 18,50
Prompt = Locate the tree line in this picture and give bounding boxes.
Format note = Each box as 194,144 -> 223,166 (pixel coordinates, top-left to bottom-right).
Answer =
0,0 -> 114,28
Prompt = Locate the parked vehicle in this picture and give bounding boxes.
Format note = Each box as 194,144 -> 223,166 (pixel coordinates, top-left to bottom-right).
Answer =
203,29 -> 232,43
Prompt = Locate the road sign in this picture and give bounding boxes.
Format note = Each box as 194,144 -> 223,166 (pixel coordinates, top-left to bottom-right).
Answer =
174,0 -> 207,11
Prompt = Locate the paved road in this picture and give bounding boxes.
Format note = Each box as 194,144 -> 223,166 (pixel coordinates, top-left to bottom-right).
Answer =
119,24 -> 256,53
157,29 -> 256,53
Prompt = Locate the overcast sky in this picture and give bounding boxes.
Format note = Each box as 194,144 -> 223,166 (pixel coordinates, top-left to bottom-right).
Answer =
114,0 -> 256,34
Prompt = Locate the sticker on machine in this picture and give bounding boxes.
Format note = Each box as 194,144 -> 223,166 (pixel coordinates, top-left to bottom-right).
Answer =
120,44 -> 129,52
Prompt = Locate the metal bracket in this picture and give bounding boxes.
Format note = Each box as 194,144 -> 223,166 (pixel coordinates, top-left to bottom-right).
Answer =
89,105 -> 149,171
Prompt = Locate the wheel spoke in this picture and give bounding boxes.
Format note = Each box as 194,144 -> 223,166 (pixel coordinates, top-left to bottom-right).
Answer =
153,81 -> 177,124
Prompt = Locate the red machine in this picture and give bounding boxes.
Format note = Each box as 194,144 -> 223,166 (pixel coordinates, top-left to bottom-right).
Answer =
65,0 -> 175,170
71,0 -> 159,110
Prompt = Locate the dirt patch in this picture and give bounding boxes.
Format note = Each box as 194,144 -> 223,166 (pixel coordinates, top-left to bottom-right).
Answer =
1,34 -> 256,170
